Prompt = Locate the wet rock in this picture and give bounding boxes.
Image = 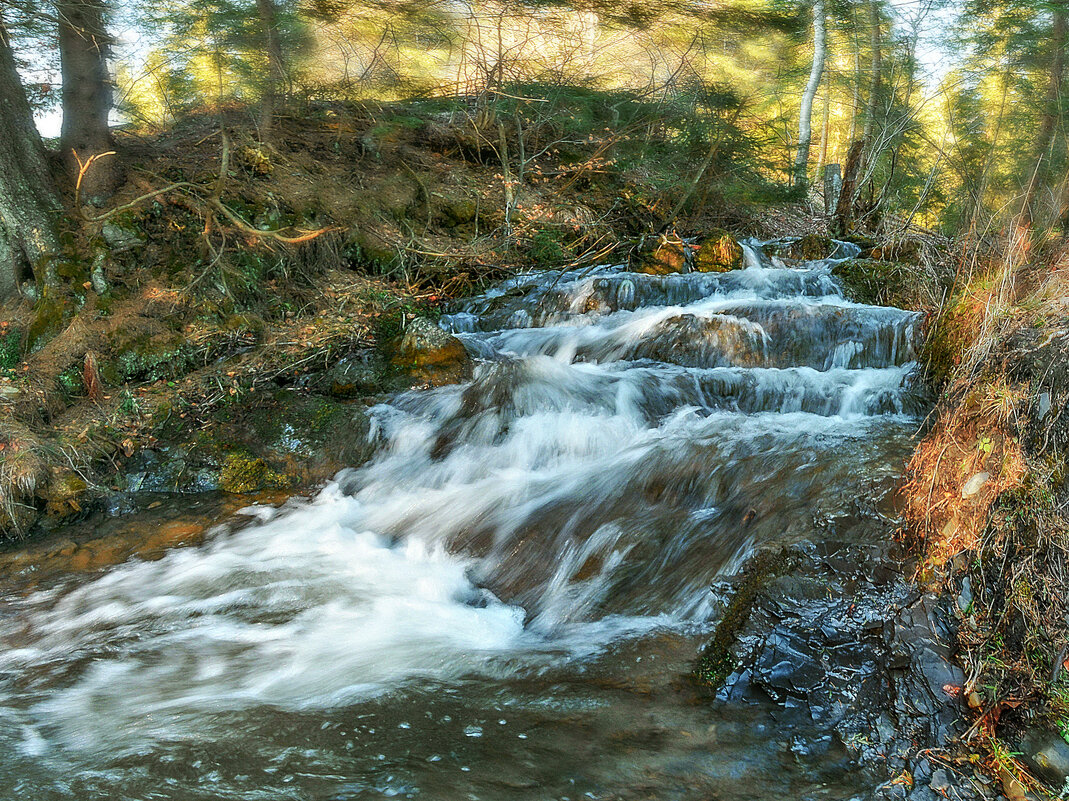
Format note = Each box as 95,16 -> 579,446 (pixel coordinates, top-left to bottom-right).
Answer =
124,447 -> 222,494
694,231 -> 743,273
1015,728 -> 1069,789
327,352 -> 384,398
391,318 -> 473,387
634,237 -> 688,275
40,469 -> 89,518
788,234 -> 834,261
714,539 -> 973,801
956,576 -> 973,616
219,453 -> 293,494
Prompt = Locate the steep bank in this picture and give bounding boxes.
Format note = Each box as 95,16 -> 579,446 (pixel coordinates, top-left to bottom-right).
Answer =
903,241 -> 1069,799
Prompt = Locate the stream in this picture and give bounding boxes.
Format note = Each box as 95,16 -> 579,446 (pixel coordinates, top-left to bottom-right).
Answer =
0,240 -> 929,800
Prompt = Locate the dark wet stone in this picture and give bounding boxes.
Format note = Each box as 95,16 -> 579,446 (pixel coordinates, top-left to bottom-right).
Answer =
714,539 -> 977,801
1016,727 -> 1069,789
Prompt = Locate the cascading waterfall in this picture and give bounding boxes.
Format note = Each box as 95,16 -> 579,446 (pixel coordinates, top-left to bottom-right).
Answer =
0,238 -> 926,800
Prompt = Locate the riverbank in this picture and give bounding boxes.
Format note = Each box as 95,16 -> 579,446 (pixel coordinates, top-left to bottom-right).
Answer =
902,239 -> 1069,799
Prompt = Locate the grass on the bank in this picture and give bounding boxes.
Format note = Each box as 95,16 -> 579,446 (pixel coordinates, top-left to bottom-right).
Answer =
904,234 -> 1069,795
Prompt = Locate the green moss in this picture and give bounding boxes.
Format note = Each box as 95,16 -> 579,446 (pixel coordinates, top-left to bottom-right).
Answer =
58,365 -> 85,399
27,290 -> 66,351
694,229 -> 743,272
111,333 -> 200,384
694,548 -> 799,689
788,234 -> 833,261
219,452 -> 293,494
832,258 -> 917,307
0,328 -> 20,378
527,229 -> 567,266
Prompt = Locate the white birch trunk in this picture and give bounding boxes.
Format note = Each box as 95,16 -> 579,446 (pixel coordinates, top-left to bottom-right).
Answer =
794,0 -> 827,189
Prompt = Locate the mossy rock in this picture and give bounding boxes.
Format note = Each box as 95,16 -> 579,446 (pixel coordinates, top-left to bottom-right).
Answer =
867,240 -> 922,264
634,239 -> 687,275
437,193 -> 477,228
694,547 -> 800,689
27,290 -> 67,351
832,258 -> 916,307
694,230 -> 743,273
108,332 -> 198,384
40,469 -> 89,518
787,234 -> 834,261
350,230 -> 399,270
390,318 -> 473,387
219,453 -> 293,494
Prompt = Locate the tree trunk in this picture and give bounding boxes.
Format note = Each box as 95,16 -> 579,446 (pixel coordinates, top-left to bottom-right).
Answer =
58,0 -> 120,201
862,0 -> 882,151
1020,2 -> 1068,227
794,0 -> 827,190
834,139 -> 865,235
0,17 -> 62,300
816,86 -> 831,182
256,0 -> 287,141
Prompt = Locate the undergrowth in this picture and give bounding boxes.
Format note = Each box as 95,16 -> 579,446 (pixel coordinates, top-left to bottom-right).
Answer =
904,234 -> 1069,795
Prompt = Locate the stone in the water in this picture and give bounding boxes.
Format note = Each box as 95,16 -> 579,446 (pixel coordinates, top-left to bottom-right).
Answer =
788,234 -> 833,261
961,471 -> 990,498
694,231 -> 743,272
633,237 -> 688,274
392,318 -> 473,386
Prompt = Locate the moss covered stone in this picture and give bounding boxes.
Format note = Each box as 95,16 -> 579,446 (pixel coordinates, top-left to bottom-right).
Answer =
832,258 -> 915,307
694,547 -> 799,689
108,332 -> 198,384
634,239 -> 687,275
219,453 -> 293,494
390,318 -> 473,387
26,290 -> 66,351
694,230 -> 743,273
40,469 -> 88,517
788,234 -> 834,261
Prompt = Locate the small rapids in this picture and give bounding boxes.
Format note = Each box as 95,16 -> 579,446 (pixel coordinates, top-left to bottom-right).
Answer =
0,239 -> 925,800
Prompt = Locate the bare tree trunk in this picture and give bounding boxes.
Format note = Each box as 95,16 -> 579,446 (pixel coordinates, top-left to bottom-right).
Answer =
0,16 -> 62,300
1020,2 -> 1068,227
58,0 -> 120,201
256,0 -> 287,141
834,139 -> 865,235
793,0 -> 827,190
862,0 -> 882,151
847,7 -> 861,148
816,87 -> 831,180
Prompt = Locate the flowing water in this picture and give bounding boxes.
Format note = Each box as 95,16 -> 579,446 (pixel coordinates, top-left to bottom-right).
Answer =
0,240 -> 925,800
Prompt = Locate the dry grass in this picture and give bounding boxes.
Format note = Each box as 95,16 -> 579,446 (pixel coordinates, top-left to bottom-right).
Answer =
903,233 -> 1069,794
903,379 -> 1028,567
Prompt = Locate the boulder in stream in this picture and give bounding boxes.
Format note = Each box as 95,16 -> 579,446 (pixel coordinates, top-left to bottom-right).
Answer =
390,318 -> 473,387
694,230 -> 743,272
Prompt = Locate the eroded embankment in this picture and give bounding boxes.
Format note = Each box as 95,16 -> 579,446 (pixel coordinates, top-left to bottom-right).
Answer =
902,246 -> 1069,799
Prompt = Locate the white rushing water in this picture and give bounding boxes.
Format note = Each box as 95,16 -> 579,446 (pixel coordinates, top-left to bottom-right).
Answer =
0,237 -> 924,763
